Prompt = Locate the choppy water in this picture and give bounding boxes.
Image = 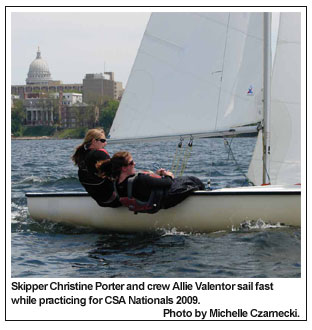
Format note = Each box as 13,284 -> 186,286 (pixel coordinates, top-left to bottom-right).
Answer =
11,138 -> 301,278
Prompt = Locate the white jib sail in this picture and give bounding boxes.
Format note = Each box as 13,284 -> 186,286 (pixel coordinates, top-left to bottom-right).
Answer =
248,12 -> 301,185
110,12 -> 263,141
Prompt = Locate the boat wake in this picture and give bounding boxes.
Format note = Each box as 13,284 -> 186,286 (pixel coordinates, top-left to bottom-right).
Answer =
11,201 -> 95,235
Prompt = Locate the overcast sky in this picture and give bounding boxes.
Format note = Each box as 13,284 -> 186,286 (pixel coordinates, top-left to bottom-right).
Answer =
10,11 -> 280,87
11,12 -> 151,86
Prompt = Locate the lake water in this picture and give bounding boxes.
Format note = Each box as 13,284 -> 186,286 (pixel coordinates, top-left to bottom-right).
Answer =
11,137 -> 301,278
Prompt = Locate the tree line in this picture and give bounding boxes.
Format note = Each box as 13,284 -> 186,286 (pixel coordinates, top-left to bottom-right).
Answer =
11,97 -> 120,137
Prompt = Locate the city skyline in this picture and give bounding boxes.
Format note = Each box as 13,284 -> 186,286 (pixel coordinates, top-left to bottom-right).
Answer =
11,12 -> 151,86
11,11 -> 280,87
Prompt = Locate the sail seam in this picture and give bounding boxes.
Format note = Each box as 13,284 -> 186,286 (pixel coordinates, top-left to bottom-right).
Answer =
193,13 -> 262,41
145,32 -> 184,51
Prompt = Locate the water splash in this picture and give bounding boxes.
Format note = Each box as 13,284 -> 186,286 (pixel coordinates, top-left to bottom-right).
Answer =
160,227 -> 191,236
11,202 -> 28,222
232,219 -> 289,232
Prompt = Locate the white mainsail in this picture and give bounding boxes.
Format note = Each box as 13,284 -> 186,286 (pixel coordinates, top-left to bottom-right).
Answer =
110,12 -> 264,141
248,12 -> 301,185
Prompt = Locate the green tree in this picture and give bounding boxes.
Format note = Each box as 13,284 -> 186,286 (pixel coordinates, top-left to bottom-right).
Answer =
69,104 -> 96,128
71,105 -> 84,127
11,100 -> 25,136
99,100 -> 119,135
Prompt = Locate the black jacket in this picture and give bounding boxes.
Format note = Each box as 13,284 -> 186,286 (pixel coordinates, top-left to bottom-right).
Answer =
78,149 -> 121,208
116,173 -> 205,210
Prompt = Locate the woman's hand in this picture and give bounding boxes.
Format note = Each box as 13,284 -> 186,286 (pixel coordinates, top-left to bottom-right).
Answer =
156,168 -> 174,179
156,168 -> 165,175
163,170 -> 174,179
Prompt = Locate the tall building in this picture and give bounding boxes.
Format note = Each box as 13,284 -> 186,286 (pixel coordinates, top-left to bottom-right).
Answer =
83,72 -> 123,104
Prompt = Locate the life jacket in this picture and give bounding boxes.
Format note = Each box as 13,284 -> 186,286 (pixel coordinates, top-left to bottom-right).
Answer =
97,148 -> 109,156
114,172 -> 166,214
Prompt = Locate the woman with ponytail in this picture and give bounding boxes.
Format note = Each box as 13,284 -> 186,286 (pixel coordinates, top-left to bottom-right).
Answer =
72,128 -> 120,207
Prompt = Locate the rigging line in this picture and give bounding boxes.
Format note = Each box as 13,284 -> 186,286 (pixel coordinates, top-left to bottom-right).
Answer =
170,144 -> 180,172
179,136 -> 193,176
179,147 -> 190,176
214,12 -> 231,131
173,152 -> 183,176
174,144 -> 185,176
223,137 -> 254,186
171,137 -> 184,175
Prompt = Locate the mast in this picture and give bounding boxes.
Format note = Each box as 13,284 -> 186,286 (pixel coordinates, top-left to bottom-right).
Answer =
262,12 -> 272,184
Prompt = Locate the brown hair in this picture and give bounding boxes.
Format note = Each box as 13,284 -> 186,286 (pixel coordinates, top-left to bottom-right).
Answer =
72,128 -> 105,166
96,151 -> 131,179
111,151 -> 131,176
95,159 -> 112,179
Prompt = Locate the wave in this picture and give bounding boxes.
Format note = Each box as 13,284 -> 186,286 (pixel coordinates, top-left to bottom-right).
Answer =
16,175 -> 47,184
13,175 -> 82,190
11,217 -> 96,235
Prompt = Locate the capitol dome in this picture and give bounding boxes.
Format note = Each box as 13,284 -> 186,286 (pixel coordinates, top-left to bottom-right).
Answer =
26,47 -> 52,85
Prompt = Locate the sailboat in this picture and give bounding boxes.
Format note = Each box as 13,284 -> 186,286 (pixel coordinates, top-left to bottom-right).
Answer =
26,12 -> 301,233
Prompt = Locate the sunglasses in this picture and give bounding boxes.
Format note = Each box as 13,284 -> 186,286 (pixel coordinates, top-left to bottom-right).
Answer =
127,160 -> 135,166
96,138 -> 106,143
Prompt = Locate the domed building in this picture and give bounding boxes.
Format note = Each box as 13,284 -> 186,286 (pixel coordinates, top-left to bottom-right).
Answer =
11,47 -> 121,128
12,47 -> 83,96
26,47 -> 52,85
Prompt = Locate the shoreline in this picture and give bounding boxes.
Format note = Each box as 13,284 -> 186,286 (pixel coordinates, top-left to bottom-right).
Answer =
11,133 -> 257,141
11,136 -> 57,140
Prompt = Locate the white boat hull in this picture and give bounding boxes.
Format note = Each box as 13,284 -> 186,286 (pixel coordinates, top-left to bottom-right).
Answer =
26,186 -> 301,233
